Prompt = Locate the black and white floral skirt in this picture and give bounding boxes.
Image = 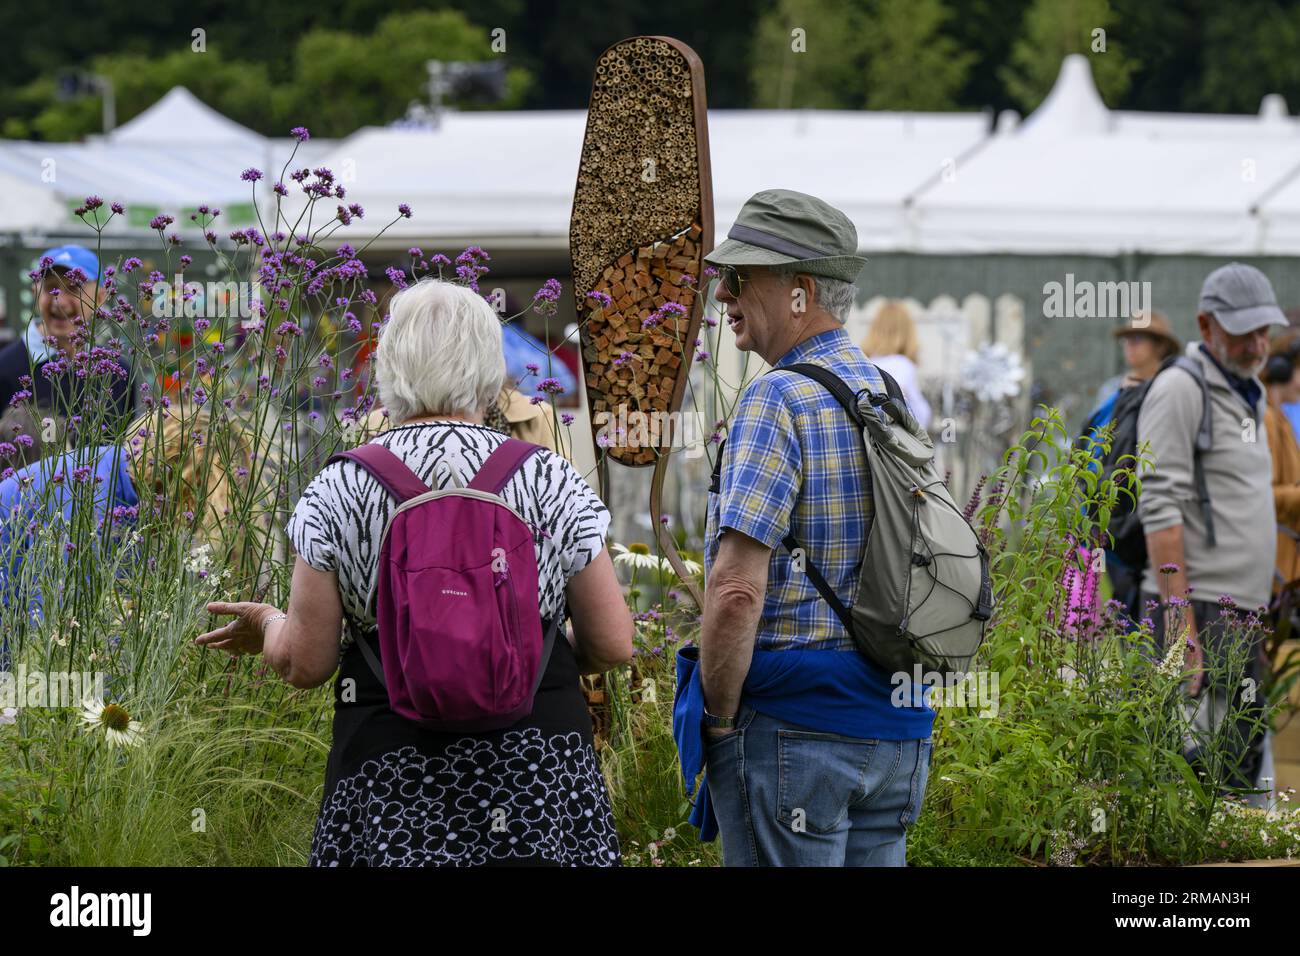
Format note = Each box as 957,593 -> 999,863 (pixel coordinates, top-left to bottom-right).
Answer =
308,633 -> 620,867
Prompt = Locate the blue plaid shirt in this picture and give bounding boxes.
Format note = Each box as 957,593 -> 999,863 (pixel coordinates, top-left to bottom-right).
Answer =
706,327 -> 886,652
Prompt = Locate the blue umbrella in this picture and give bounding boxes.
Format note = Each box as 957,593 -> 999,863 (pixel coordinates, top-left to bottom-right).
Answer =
502,323 -> 577,397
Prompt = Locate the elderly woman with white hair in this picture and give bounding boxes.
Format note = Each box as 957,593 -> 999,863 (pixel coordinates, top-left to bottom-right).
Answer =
198,279 -> 634,867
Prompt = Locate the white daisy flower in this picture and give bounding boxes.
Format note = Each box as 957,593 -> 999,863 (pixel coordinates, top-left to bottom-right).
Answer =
80,697 -> 144,748
676,555 -> 703,576
612,542 -> 702,578
612,542 -> 663,572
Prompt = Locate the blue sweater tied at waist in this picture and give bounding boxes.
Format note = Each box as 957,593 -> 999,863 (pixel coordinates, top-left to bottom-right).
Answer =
672,644 -> 934,841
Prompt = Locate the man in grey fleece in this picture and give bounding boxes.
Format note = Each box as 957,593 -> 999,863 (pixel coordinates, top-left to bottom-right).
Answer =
1137,262 -> 1284,798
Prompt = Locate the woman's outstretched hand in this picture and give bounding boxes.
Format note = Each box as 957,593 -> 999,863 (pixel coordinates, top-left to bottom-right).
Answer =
195,601 -> 280,657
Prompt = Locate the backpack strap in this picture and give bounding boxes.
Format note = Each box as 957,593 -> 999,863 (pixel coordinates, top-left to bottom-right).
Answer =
1168,356 -> 1217,548
709,362 -> 903,645
327,444 -> 429,503
468,437 -> 543,494
779,363 -> 865,424
783,361 -> 911,427
873,365 -> 906,406
328,443 -> 427,687
770,363 -> 886,642
353,623 -> 388,689
781,531 -> 857,638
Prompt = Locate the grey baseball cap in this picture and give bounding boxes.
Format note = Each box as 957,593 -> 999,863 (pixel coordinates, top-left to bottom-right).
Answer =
1198,262 -> 1288,334
704,189 -> 867,282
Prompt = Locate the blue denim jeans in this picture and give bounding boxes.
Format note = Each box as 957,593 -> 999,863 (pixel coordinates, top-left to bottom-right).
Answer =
705,704 -> 931,866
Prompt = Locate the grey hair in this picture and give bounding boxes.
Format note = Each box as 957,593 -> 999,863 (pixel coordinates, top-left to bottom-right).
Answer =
770,265 -> 858,323
377,279 -> 505,423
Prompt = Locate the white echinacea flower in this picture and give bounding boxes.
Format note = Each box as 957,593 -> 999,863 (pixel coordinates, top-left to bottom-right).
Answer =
613,542 -> 663,572
612,542 -> 701,577
80,697 -> 144,748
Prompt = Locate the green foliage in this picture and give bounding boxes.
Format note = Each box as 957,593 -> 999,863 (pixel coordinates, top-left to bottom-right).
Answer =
751,0 -> 870,109
10,9 -> 531,141
861,0 -> 977,110
0,150 -> 387,865
6,0 -> 1300,135
22,50 -> 275,142
287,10 -> 532,137
910,409 -> 1294,866
1194,0 -> 1300,113
751,0 -> 973,111
599,654 -> 719,867
1000,0 -> 1137,110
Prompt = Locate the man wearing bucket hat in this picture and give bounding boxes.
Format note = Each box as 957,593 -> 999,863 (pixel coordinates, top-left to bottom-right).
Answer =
1139,262 -> 1285,804
0,245 -> 135,436
675,189 -> 934,866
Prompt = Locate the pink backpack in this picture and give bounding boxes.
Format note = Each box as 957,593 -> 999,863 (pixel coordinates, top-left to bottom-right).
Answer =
328,438 -> 558,731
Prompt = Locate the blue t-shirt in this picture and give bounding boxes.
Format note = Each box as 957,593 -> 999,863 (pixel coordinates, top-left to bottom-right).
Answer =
0,445 -> 138,627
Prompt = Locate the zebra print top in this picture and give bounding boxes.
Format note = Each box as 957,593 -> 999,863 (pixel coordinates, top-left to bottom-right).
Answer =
285,420 -> 610,650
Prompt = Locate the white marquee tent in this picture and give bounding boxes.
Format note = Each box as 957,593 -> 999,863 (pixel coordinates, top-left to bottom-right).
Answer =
0,87 -> 333,235
5,61 -> 1300,256
907,55 -> 1300,256
0,167 -> 66,234
267,56 -> 1300,258
278,108 -> 991,249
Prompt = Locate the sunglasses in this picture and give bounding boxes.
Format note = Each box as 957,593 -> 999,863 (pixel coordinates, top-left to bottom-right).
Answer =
719,265 -> 747,299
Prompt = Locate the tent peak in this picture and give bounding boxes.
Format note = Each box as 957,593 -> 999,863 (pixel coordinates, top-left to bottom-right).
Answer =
1020,54 -> 1110,139
1260,93 -> 1289,122
110,86 -> 264,146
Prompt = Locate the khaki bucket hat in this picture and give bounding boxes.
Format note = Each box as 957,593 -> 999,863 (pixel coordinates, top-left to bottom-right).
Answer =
704,189 -> 867,282
1113,310 -> 1181,356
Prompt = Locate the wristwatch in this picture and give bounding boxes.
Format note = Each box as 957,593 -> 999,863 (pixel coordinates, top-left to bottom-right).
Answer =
702,708 -> 736,730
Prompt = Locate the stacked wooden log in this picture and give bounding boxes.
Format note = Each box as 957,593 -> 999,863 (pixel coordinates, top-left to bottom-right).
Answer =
582,224 -> 702,465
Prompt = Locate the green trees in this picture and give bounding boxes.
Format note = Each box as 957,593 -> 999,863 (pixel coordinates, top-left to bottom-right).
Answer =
1000,0 -> 1137,110
4,9 -> 530,141
862,0 -> 977,110
750,0 -> 974,110
8,0 -> 1300,141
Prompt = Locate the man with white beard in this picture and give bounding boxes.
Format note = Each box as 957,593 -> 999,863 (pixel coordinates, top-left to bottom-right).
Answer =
1138,262 -> 1285,804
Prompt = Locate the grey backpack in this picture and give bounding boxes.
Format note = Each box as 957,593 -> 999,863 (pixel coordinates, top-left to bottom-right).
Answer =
773,363 -> 993,679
